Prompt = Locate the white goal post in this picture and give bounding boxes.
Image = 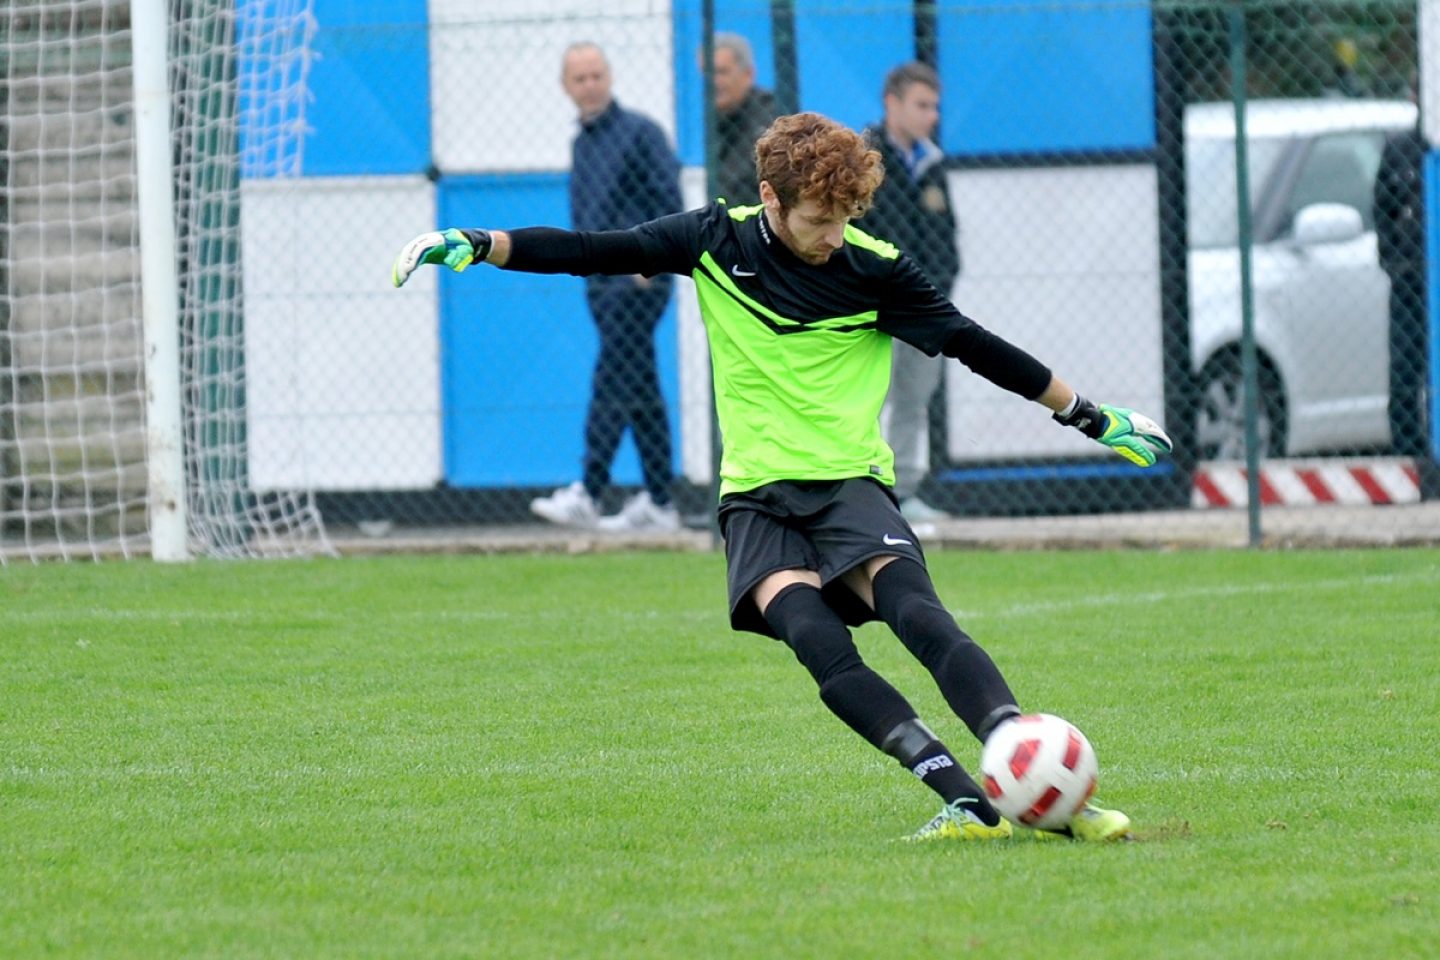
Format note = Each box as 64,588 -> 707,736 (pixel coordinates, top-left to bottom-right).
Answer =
1,0 -> 329,562
132,0 -> 187,561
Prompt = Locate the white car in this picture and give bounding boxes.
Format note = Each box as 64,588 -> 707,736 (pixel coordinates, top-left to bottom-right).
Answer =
1185,98 -> 1418,458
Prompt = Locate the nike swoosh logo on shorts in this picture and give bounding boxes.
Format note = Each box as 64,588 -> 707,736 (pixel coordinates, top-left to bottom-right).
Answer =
731,265 -> 756,277
882,534 -> 912,546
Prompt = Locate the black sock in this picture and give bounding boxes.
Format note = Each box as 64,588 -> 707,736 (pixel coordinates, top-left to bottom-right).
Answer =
872,559 -> 1020,740
763,583 -> 999,824
879,719 -> 1001,825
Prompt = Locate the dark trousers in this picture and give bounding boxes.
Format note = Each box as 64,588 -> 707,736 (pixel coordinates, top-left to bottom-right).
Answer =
582,283 -> 674,504
1387,268 -> 1431,457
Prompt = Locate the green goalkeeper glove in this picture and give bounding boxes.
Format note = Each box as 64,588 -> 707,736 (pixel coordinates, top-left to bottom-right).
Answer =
1054,397 -> 1174,467
391,228 -> 492,288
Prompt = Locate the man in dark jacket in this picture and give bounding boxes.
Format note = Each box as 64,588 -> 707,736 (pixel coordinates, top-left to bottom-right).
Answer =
1374,112 -> 1430,458
529,42 -> 684,531
857,62 -> 960,522
712,33 -> 781,206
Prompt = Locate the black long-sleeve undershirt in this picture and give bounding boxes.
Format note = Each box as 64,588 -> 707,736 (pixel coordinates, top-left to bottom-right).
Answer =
942,326 -> 1050,401
499,227 -> 654,277
486,217 -> 1052,402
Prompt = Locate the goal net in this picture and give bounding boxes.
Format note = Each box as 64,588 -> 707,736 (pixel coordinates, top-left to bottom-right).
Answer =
1,0 -> 329,562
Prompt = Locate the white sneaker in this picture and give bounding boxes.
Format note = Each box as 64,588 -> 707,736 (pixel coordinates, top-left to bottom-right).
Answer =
530,482 -> 598,528
596,491 -> 681,532
899,496 -> 950,522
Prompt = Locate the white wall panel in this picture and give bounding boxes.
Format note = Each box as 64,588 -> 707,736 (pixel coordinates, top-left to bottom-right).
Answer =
429,0 -> 676,173
944,165 -> 1164,461
243,176 -> 442,490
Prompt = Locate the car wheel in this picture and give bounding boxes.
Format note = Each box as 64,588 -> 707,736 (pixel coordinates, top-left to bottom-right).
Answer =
1195,351 -> 1288,460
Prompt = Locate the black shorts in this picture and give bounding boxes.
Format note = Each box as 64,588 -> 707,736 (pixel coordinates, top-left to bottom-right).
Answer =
717,477 -> 928,637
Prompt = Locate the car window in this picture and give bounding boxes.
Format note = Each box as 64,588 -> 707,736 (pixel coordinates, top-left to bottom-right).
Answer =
1283,131 -> 1386,231
1185,135 -> 1290,249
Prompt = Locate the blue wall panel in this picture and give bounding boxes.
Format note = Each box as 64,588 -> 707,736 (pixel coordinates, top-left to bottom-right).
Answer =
238,0 -> 311,178
301,0 -> 431,175
438,174 -> 681,489
795,1 -> 913,133
676,1 -> 1152,165
937,0 -> 1154,155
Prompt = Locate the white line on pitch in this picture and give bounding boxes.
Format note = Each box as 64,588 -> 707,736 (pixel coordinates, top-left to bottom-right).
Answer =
950,568 -> 1440,620
6,570 -> 1436,628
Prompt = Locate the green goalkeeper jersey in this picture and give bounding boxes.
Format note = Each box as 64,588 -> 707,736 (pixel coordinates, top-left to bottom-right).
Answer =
501,202 -> 1053,497
689,208 -> 898,494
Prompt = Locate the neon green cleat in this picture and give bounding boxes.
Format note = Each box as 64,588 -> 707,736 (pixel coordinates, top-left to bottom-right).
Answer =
1070,802 -> 1132,841
1023,802 -> 1132,842
905,799 -> 1014,842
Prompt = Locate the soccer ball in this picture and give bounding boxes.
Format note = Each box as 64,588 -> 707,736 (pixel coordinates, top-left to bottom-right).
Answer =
979,713 -> 1098,829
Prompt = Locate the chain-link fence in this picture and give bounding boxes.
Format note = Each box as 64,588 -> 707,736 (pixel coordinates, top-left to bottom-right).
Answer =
3,0 -> 1438,562
1164,1 -> 1436,538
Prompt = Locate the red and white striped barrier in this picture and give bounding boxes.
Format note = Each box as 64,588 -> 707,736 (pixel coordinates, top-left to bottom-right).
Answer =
1192,459 -> 1422,508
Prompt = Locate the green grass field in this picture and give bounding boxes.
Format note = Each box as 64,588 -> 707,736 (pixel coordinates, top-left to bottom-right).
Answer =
4,548 -> 1439,958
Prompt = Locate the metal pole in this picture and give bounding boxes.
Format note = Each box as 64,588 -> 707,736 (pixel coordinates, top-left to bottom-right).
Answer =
703,0 -> 722,544
702,0 -> 717,201
131,0 -> 190,560
1228,4 -> 1262,547
0,39 -> 12,537
915,0 -> 938,71
914,0 -> 948,478
771,0 -> 799,114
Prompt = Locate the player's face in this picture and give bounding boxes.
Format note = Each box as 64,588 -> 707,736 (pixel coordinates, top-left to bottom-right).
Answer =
884,82 -> 940,145
712,48 -> 754,113
562,47 -> 612,119
765,192 -> 850,266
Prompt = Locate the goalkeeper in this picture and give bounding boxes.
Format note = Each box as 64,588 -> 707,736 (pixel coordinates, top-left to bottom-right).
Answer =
393,112 -> 1171,842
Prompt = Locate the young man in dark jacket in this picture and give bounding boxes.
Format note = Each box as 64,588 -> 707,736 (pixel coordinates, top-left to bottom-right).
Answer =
857,63 -> 960,522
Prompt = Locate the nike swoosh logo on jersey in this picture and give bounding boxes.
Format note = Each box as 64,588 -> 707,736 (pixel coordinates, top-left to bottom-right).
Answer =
882,534 -> 912,546
731,265 -> 756,277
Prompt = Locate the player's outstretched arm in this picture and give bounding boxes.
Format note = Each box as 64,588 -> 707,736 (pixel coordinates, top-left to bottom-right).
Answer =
1043,379 -> 1173,467
392,228 -> 505,288
392,222 -> 672,287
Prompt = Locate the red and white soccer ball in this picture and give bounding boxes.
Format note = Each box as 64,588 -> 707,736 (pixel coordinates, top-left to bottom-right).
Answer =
980,713 -> 1098,830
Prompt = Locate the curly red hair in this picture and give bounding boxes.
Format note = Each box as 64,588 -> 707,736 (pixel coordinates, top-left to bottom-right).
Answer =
754,112 -> 884,217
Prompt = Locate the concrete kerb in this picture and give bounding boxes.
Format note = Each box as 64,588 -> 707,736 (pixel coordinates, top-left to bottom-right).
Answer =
327,501 -> 1440,556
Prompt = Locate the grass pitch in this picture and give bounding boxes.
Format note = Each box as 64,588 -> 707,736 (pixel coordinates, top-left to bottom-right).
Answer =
4,548 -> 1439,958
